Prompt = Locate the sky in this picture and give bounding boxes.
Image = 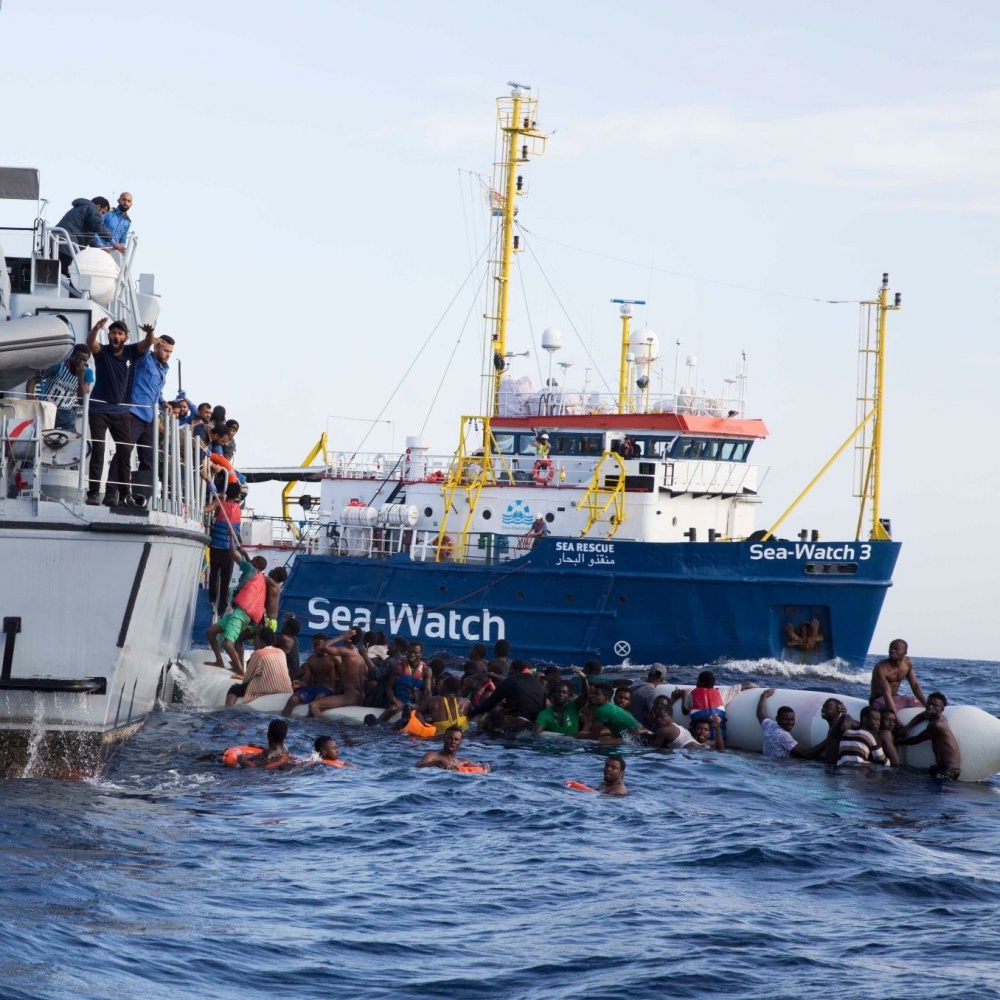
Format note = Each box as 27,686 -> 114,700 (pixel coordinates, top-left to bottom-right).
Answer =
1,1 -> 998,660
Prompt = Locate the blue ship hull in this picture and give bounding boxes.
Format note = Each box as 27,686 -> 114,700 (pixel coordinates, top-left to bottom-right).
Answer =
268,536 -> 899,667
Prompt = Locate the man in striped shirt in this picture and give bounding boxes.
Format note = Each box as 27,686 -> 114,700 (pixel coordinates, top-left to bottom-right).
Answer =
837,707 -> 888,767
27,344 -> 94,430
225,627 -> 292,707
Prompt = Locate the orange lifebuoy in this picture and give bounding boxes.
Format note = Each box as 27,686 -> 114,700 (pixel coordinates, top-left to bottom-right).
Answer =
532,459 -> 555,484
223,745 -> 262,766
208,453 -> 239,485
564,780 -> 597,792
318,758 -> 348,767
435,534 -> 454,562
458,765 -> 489,774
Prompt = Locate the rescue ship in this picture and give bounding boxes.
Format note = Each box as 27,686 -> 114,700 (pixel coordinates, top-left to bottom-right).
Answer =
239,84 -> 902,668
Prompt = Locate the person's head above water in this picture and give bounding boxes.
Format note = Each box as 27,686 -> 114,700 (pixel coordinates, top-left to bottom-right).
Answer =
690,719 -> 712,742
442,725 -> 463,754
603,755 -> 626,783
775,706 -> 796,733
267,719 -> 288,747
314,736 -> 338,760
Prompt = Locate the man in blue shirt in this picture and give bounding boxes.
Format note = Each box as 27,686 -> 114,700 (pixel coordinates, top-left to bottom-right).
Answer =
86,316 -> 155,506
129,333 -> 175,507
95,192 -> 131,252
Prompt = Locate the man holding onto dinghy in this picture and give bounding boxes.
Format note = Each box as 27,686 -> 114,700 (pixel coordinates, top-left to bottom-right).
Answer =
756,690 -> 825,760
307,628 -> 370,715
869,639 -> 926,712
897,692 -> 961,780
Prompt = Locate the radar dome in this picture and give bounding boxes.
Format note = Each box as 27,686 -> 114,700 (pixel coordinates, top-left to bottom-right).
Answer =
629,328 -> 659,362
541,327 -> 563,352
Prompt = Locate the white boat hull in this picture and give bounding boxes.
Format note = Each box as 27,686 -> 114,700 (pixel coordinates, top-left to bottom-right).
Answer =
0,519 -> 205,768
657,685 -> 1000,782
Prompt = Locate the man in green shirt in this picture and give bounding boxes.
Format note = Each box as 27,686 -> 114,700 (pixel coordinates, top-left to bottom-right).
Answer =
590,683 -> 644,738
533,668 -> 589,736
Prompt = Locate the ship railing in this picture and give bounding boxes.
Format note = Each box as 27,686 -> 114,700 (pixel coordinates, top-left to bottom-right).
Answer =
497,389 -> 746,419
0,391 -> 205,521
664,459 -> 765,496
328,524 -> 524,565
34,224 -> 144,336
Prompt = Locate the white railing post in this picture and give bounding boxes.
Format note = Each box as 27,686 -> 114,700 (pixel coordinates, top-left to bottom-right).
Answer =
171,415 -> 181,516
77,392 -> 90,497
152,405 -> 160,510
184,427 -> 193,519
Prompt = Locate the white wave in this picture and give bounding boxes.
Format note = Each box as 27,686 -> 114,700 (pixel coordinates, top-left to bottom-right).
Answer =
623,658 -> 870,686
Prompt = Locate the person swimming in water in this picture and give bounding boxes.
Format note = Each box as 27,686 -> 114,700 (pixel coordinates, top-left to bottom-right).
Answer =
416,726 -> 491,772
598,754 -> 628,796
236,720 -> 291,768
312,736 -> 353,767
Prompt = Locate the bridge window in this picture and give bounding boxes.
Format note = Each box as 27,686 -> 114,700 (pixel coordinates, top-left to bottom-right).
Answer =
493,434 -> 516,454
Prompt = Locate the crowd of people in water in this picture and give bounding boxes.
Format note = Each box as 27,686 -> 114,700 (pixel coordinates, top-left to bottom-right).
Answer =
211,600 -> 962,789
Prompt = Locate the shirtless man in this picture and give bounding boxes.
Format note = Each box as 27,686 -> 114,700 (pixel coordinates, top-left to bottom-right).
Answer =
598,754 -> 628,796
308,628 -> 370,715
869,638 -> 926,712
262,567 -> 287,632
282,633 -> 339,716
897,691 -> 961,780
416,725 -> 491,772
313,736 -> 353,767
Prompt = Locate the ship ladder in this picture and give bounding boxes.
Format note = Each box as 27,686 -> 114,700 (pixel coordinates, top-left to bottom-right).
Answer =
578,451 -> 627,539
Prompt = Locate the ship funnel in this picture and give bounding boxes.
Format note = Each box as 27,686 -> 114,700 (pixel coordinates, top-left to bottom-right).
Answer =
0,313 -> 75,390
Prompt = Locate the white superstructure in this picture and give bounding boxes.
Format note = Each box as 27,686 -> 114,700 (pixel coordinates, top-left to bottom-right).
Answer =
0,169 -> 207,774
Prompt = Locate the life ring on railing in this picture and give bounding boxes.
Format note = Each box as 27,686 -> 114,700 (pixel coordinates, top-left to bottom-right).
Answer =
435,534 -> 454,562
373,454 -> 385,475
532,459 -> 555,484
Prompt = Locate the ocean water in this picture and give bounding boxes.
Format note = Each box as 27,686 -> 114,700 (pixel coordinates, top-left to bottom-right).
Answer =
2,656 -> 999,1000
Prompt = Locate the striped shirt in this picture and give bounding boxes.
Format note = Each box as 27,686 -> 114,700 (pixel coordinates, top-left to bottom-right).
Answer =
837,727 -> 887,767
39,361 -> 93,408
240,647 -> 293,704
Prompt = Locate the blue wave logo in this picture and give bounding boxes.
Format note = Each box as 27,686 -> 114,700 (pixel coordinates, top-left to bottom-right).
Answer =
502,499 -> 533,526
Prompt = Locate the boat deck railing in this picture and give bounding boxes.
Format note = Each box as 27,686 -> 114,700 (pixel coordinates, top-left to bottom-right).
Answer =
0,390 -> 207,523
330,523 -> 528,565
498,388 -> 745,419
320,450 -> 766,496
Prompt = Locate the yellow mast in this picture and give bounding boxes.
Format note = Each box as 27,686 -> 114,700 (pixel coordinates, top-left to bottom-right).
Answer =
437,84 -> 546,561
486,83 -> 547,419
612,298 -> 644,413
763,273 -> 900,542
861,272 -> 901,540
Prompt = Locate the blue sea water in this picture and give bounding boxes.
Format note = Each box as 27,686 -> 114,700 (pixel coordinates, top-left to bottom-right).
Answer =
2,656 -> 999,1000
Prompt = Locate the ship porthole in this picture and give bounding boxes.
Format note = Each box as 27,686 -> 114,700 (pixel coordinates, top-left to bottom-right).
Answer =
671,516 -> 678,526
424,506 -> 433,518
516,591 -> 524,600
482,508 -> 492,520
566,594 -> 574,602
439,586 -> 447,595
619,595 -> 628,604
545,512 -> 555,523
